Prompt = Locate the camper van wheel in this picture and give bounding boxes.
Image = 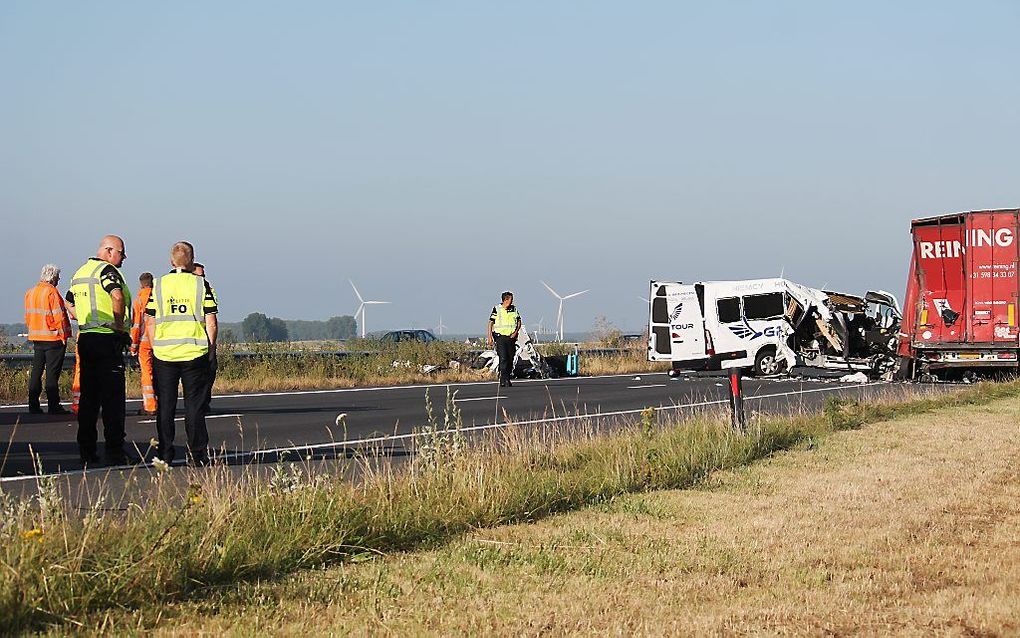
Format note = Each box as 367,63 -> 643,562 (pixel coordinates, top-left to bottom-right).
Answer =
753,347 -> 783,377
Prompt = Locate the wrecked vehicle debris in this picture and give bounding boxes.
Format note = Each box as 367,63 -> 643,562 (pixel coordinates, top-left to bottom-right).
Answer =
477,326 -> 558,379
838,372 -> 871,384
647,278 -> 902,379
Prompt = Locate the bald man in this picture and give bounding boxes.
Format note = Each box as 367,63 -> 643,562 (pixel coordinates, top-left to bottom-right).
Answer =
66,235 -> 133,466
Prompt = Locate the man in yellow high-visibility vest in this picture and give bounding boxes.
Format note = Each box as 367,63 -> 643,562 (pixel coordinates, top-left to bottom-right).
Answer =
66,235 -> 132,465
487,291 -> 521,387
145,241 -> 218,466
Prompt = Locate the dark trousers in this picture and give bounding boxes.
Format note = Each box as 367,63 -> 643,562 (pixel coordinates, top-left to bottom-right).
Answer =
154,355 -> 211,463
28,341 -> 66,411
201,356 -> 217,416
76,332 -> 126,455
494,335 -> 516,385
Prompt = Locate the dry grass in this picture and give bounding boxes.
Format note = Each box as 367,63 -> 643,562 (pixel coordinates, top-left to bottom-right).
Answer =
0,344 -> 662,404
73,389 -> 1020,636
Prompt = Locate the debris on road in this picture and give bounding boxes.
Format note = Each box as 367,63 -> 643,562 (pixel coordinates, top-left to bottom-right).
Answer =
477,326 -> 557,380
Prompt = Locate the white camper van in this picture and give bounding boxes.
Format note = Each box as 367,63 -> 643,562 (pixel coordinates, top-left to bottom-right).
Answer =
647,279 -> 902,377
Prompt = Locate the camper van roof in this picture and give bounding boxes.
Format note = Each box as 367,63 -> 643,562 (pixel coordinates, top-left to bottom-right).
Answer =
697,278 -> 790,287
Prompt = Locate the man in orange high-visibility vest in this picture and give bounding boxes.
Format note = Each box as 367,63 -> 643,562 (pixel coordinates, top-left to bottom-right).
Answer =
71,347 -> 80,415
129,272 -> 157,415
24,264 -> 73,414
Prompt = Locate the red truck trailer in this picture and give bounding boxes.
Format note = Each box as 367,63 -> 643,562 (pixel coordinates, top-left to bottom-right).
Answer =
898,209 -> 1020,379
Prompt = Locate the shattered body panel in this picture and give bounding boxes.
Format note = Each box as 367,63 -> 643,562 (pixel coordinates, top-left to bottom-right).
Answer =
648,278 -> 902,379
478,326 -> 556,379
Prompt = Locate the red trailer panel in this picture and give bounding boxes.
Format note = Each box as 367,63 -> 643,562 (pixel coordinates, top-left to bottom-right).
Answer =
900,209 -> 1020,375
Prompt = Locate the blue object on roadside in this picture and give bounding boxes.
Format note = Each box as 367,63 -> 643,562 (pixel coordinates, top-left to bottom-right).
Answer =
565,352 -> 579,376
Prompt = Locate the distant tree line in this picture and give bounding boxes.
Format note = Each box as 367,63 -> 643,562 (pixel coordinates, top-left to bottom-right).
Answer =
2,315 -> 358,346
230,313 -> 357,343
239,313 -> 288,342
0,324 -> 28,351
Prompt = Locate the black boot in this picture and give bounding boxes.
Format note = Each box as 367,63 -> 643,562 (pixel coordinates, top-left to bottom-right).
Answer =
105,446 -> 129,466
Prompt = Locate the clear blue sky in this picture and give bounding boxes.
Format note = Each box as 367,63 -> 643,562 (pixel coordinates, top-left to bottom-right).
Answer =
3,1 -> 1018,333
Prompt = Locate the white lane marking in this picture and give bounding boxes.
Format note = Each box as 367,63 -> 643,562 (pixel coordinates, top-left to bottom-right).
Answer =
0,382 -> 888,484
0,372 -> 669,410
455,396 -> 505,403
137,413 -> 243,424
628,384 -> 667,389
213,383 -> 888,461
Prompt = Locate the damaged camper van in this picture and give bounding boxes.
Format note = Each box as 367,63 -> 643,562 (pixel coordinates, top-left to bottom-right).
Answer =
647,279 -> 902,378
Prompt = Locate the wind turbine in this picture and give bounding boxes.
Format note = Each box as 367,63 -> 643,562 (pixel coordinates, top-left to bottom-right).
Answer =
528,316 -> 546,342
534,316 -> 546,336
434,316 -> 447,336
541,280 -> 589,341
349,280 -> 390,338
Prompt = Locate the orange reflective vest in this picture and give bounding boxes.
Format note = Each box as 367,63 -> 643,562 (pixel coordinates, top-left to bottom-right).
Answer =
24,282 -> 72,343
130,286 -> 154,349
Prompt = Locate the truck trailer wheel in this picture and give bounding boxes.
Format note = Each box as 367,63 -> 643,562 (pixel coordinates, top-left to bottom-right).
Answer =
753,347 -> 785,377
893,356 -> 914,381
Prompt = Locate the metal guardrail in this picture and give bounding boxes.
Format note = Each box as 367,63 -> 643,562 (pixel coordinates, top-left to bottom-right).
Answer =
0,347 -> 632,370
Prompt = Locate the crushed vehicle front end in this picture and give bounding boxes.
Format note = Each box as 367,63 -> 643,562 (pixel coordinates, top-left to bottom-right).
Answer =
793,287 -> 903,378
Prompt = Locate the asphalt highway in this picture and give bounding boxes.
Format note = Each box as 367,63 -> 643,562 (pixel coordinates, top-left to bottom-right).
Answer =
0,372 -> 900,483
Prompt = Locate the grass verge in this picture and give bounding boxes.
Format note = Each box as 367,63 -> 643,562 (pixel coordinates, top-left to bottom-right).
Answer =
0,341 -> 662,404
133,387 -> 1020,635
1,380 -> 1017,634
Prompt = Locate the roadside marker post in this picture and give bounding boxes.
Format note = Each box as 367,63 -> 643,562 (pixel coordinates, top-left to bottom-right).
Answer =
719,351 -> 748,433
725,366 -> 747,433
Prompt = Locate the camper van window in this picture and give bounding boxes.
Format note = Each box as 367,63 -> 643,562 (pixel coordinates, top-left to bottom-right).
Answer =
717,297 -> 741,323
743,293 -> 785,320
651,297 -> 669,324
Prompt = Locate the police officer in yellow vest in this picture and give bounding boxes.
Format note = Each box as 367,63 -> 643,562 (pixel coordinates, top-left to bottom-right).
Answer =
487,291 -> 522,387
145,241 -> 218,466
66,235 -> 132,465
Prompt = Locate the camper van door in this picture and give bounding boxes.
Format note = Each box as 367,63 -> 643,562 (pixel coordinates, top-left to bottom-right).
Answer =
648,281 -> 705,362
